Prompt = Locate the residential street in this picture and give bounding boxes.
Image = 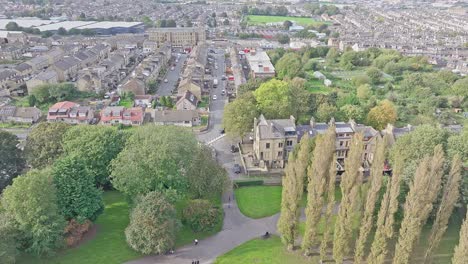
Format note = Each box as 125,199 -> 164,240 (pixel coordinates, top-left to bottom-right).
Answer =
157,53 -> 188,96
126,48 -> 278,264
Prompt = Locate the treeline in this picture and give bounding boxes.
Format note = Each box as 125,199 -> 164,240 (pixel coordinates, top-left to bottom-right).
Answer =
0,125 -> 228,262
304,3 -> 340,16
241,5 -> 289,16
278,124 -> 467,263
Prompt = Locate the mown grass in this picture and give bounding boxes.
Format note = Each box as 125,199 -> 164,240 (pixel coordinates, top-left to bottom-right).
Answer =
235,186 -> 283,219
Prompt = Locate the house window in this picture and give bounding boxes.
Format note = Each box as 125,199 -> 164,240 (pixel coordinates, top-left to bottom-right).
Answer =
346,141 -> 349,147
364,144 -> 368,150
266,143 -> 270,149
278,142 -> 283,148
278,151 -> 283,157
340,141 -> 344,146
286,140 -> 293,146
260,152 -> 264,160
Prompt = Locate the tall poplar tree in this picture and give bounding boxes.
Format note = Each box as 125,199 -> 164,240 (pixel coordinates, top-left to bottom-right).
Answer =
278,157 -> 301,250
367,156 -> 403,264
452,210 -> 468,264
302,126 -> 336,255
424,154 -> 462,262
333,133 -> 364,263
354,135 -> 387,264
392,145 -> 445,264
320,154 -> 337,261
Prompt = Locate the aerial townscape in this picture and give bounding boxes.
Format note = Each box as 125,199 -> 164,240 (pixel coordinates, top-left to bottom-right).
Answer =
0,0 -> 467,263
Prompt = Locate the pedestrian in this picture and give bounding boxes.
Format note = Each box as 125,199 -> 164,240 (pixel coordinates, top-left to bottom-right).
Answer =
191,261 -> 195,264
197,261 -> 200,264
194,239 -> 198,245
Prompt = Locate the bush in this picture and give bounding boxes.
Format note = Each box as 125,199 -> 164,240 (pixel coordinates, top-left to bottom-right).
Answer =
182,199 -> 222,232
125,192 -> 177,254
64,219 -> 92,247
233,179 -> 264,188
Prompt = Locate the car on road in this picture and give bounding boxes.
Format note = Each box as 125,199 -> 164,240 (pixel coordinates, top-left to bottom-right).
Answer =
221,90 -> 225,95
164,79 -> 168,83
233,164 -> 241,174
212,94 -> 217,100
220,128 -> 225,134
171,66 -> 175,71
221,75 -> 226,80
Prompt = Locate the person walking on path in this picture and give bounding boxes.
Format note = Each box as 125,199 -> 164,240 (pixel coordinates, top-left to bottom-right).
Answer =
194,239 -> 198,245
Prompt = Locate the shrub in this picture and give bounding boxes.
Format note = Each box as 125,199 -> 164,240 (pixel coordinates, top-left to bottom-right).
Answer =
64,219 -> 92,247
125,192 -> 177,254
233,179 -> 264,188
182,199 -> 222,232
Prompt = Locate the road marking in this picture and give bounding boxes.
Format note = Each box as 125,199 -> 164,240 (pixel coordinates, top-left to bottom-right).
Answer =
207,134 -> 225,145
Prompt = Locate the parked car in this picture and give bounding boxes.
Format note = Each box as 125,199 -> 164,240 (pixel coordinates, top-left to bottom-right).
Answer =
171,66 -> 175,71
221,75 -> 226,80
164,79 -> 168,83
212,94 -> 217,100
220,128 -> 225,134
233,164 -> 241,174
221,90 -> 226,95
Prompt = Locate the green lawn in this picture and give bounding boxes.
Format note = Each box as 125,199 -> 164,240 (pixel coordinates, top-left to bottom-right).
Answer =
214,236 -> 310,264
246,15 -> 322,26
119,99 -> 134,108
18,191 -> 141,264
235,186 -> 282,219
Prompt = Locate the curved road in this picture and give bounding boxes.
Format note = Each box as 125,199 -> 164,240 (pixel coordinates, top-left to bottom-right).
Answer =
126,48 -> 279,264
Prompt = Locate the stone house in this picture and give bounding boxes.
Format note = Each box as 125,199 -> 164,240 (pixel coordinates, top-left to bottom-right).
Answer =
176,90 -> 199,110
152,110 -> 201,127
47,101 -> 94,125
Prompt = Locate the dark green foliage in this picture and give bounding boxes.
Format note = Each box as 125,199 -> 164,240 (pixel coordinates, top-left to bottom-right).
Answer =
182,199 -> 222,232
0,212 -> 18,264
1,169 -> 66,257
62,126 -> 126,187
233,179 -> 264,188
24,122 -> 71,168
53,156 -> 104,222
125,192 -> 177,254
0,131 -> 25,192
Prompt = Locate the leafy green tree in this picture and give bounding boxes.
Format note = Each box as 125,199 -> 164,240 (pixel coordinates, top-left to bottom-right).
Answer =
366,99 -> 397,130
340,104 -> 364,122
424,154 -> 462,262
275,53 -> 302,79
366,67 -> 382,84
141,16 -> 153,27
57,27 -> 67,35
5,22 -> 20,31
326,47 -> 340,64
187,145 -> 228,199
182,199 -> 221,232
333,133 -> 364,263
447,129 -> 468,205
62,126 -> 126,187
288,77 -> 311,121
393,146 -> 445,264
320,153 -> 337,261
166,19 -> 176,27
125,192 -> 177,254
1,169 -> 66,256
354,135 -> 386,263
0,131 -> 24,192
276,34 -> 290,44
451,77 -> 468,97
390,125 -> 448,183
24,122 -> 71,168
316,102 -> 338,122
223,92 -> 258,139
0,212 -> 18,264
53,156 -> 104,222
111,126 -> 199,201
302,126 -> 336,255
253,79 -> 290,119
452,210 -> 468,264
357,84 -> 372,101
283,20 -> 292,30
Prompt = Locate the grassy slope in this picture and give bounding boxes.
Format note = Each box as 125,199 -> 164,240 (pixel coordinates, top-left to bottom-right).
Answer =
214,236 -> 309,264
235,186 -> 282,219
18,191 -> 141,264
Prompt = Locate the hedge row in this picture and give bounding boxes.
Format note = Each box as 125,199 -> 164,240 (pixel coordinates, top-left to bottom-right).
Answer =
233,179 -> 264,188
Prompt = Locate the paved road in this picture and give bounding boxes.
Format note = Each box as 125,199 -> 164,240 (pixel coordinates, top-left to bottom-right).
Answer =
157,54 -> 188,96
126,48 -> 279,264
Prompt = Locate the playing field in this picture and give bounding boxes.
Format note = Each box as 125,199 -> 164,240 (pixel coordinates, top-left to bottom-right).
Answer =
246,15 -> 322,26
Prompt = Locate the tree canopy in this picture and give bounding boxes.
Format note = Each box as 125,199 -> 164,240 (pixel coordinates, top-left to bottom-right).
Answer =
24,122 -> 71,168
1,169 -> 66,256
253,79 -> 291,119
111,126 -> 199,201
0,131 -> 24,192
223,92 -> 258,139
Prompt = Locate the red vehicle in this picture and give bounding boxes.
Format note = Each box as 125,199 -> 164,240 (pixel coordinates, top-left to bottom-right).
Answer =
228,75 -> 234,81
